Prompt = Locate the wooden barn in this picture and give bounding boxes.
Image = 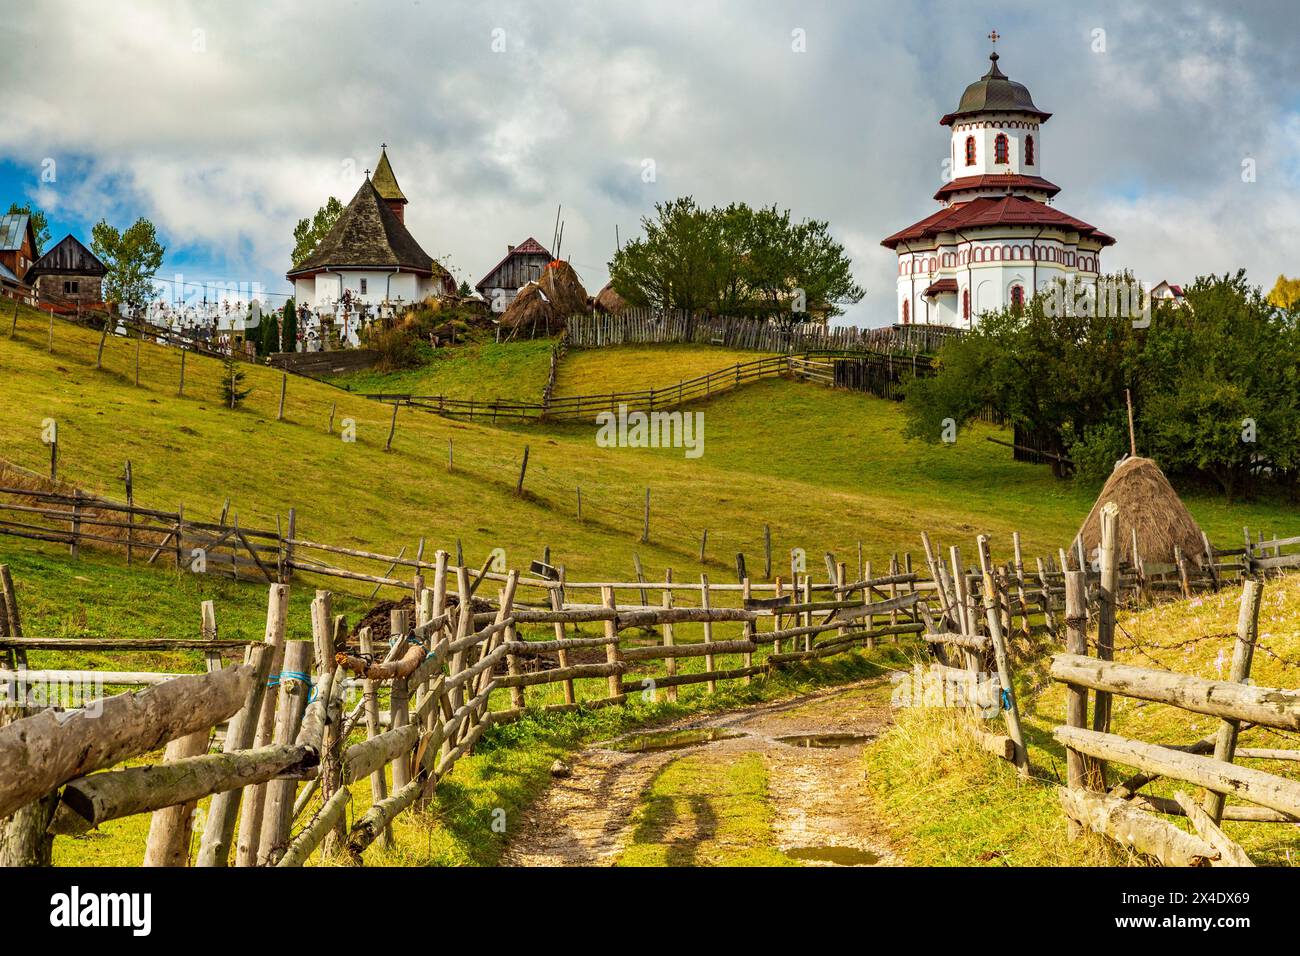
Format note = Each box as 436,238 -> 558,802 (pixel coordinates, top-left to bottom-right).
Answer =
0,213 -> 37,303
25,234 -> 107,305
475,237 -> 552,311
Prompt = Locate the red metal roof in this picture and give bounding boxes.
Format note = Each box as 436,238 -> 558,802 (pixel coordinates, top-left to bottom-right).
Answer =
933,174 -> 1061,201
881,196 -> 1115,249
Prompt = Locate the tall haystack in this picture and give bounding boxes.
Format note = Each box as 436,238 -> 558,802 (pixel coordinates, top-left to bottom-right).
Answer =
1075,457 -> 1207,567
499,259 -> 589,338
594,281 -> 627,314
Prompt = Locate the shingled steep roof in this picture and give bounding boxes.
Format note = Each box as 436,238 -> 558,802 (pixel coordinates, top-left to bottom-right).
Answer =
288,178 -> 441,278
371,148 -> 408,204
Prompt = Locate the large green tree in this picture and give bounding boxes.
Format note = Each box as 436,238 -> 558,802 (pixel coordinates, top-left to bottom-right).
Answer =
291,197 -> 343,268
904,271 -> 1300,498
7,202 -> 51,255
609,197 -> 864,321
90,217 -> 165,309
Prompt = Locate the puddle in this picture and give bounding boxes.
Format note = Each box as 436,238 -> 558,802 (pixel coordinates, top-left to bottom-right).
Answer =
785,845 -> 880,866
602,728 -> 745,753
774,733 -> 872,749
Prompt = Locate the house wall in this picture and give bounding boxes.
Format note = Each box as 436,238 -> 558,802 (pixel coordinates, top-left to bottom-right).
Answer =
33,274 -> 102,304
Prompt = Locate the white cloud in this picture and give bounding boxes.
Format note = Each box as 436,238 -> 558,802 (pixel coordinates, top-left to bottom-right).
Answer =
0,0 -> 1296,320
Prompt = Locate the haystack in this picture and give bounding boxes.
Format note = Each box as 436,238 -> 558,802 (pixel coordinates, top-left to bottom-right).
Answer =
1075,457 -> 1207,567
499,259 -> 589,338
594,281 -> 627,314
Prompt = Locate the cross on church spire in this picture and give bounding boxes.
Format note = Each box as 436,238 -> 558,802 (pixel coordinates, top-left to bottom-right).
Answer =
380,142 -> 387,150
988,29 -> 1000,46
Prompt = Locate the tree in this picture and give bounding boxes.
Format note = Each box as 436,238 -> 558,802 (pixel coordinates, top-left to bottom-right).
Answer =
902,276 -> 1132,478
6,202 -> 50,255
91,218 -> 165,310
254,302 -> 281,356
291,197 -> 343,268
221,353 -> 251,409
281,297 -> 297,352
457,279 -> 472,297
1267,274 -> 1300,310
608,197 -> 864,320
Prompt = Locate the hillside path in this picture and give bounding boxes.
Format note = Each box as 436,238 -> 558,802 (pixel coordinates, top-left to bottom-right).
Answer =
502,680 -> 898,866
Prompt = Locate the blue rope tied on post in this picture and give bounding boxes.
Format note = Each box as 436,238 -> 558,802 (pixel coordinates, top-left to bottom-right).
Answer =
1001,688 -> 1012,711
267,670 -> 317,702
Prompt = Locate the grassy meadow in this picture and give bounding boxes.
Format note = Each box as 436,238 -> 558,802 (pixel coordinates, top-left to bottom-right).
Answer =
2,301 -> 1297,867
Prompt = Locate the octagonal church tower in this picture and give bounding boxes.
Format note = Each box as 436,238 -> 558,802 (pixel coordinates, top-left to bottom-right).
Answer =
882,43 -> 1115,326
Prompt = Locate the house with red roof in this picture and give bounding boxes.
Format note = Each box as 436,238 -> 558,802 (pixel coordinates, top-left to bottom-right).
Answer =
882,42 -> 1115,326
474,237 -> 553,313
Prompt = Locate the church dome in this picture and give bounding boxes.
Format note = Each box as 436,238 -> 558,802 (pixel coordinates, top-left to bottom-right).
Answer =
940,53 -> 1051,126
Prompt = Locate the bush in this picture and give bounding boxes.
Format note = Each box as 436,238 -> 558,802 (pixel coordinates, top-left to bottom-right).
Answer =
1069,420 -> 1128,484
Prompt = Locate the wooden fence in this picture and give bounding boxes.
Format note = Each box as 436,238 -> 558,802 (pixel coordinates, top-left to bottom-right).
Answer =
1,491 -> 1296,865
363,353 -> 795,423
566,310 -> 966,355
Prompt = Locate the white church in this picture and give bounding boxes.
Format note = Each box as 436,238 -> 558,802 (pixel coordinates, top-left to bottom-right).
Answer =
287,147 -> 455,345
882,40 -> 1115,326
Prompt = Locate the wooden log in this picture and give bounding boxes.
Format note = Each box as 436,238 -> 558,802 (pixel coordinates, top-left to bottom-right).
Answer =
620,664 -> 766,693
661,568 -> 676,702
233,583 -> 291,867
1049,654 -> 1300,731
1205,580 -> 1262,823
923,632 -> 989,651
389,607 -> 413,791
0,703 -> 58,866
343,724 -> 420,784
50,741 -> 315,835
979,537 -> 1029,777
700,574 -> 716,693
1055,725 -> 1300,819
1092,504 -> 1119,771
1173,791 -> 1255,867
1059,787 -> 1216,867
621,639 -> 757,661
976,730 -> 1015,762
1129,793 -> 1299,823
495,661 -> 626,689
255,641 -> 313,865
601,586 -> 625,702
196,586 -> 287,866
276,786 -> 351,868
141,728 -> 210,867
346,775 -> 424,862
1062,571 -> 1092,811
0,662 -> 257,821
355,626 -> 392,849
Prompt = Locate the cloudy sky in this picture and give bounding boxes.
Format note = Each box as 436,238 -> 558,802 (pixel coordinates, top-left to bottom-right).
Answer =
1,0 -> 1296,325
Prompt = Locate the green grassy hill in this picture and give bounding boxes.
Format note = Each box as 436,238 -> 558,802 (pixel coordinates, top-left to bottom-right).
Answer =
868,573 -> 1300,866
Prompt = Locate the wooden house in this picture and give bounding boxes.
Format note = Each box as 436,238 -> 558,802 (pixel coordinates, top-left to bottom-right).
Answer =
25,234 -> 107,305
0,213 -> 37,302
475,237 -> 552,312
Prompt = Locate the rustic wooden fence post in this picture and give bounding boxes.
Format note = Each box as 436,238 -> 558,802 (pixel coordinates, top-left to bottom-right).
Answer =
549,567 -> 576,705
234,583 -> 292,866
1204,579 -> 1263,823
385,402 -> 398,451
1063,569 -> 1091,838
254,639 -> 313,865
1092,503 -> 1119,766
600,586 -> 625,703
389,606 -> 412,792
277,373 -> 287,421
0,703 -> 58,866
357,626 -> 395,848
741,577 -> 755,684
978,537 -> 1029,777
516,445 -> 529,495
661,568 -> 677,702
177,348 -> 186,396
700,574 -> 716,693
141,726 -> 211,867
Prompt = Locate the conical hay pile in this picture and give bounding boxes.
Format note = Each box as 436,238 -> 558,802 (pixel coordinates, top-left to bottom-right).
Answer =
594,281 -> 627,314
499,281 -> 552,334
1075,456 -> 1207,567
537,259 -> 589,320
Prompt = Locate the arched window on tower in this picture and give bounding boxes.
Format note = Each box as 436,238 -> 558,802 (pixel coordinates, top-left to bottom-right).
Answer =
995,133 -> 1009,164
1025,134 -> 1035,166
1010,284 -> 1025,310
965,136 -> 976,166
902,299 -> 910,324
962,288 -> 970,322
